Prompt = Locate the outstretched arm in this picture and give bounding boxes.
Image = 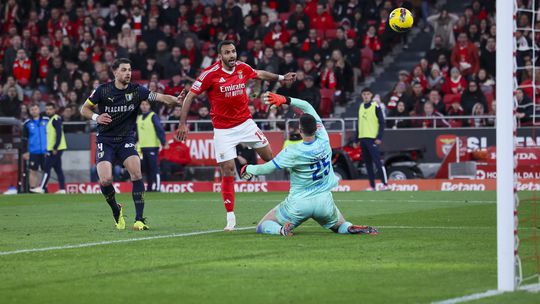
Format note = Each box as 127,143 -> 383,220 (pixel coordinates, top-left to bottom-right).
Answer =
175,90 -> 199,141
151,91 -> 184,107
256,70 -> 296,82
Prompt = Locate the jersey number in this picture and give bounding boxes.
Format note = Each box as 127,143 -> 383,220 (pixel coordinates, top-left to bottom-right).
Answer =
310,155 -> 330,181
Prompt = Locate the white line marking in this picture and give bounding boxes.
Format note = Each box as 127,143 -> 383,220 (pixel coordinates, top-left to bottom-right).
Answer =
0,226 -> 256,256
431,289 -> 504,304
432,283 -> 540,304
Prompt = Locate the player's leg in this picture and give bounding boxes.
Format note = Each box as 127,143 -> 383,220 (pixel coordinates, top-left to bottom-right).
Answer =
31,153 -> 52,193
313,193 -> 378,235
369,144 -> 388,187
219,159 -> 237,230
141,148 -> 155,191
123,155 -> 148,230
28,154 -> 42,189
52,151 -> 66,193
360,139 -> 376,189
97,159 -> 124,229
256,205 -> 294,236
149,148 -> 160,191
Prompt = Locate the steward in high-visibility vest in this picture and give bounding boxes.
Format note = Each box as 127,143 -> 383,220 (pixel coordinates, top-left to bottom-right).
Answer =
136,100 -> 167,192
357,88 -> 388,190
30,103 -> 67,194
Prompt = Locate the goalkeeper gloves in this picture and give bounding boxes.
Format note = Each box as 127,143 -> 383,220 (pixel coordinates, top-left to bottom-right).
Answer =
262,92 -> 290,108
240,165 -> 253,181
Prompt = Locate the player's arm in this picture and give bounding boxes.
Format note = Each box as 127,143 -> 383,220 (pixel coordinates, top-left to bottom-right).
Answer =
175,90 -> 199,141
241,148 -> 294,180
255,70 -> 296,82
151,91 -> 184,107
375,105 -> 385,144
80,89 -> 112,125
52,118 -> 62,152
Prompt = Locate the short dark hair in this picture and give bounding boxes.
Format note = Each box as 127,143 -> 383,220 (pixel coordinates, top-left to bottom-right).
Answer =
46,102 -> 56,108
300,113 -> 317,137
361,87 -> 373,94
112,58 -> 132,70
217,40 -> 235,54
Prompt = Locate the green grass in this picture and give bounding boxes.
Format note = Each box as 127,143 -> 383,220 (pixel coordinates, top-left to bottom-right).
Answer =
0,191 -> 538,304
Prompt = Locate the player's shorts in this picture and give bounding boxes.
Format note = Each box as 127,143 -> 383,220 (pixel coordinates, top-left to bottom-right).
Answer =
274,192 -> 341,229
96,136 -> 139,164
213,119 -> 269,163
28,153 -> 45,171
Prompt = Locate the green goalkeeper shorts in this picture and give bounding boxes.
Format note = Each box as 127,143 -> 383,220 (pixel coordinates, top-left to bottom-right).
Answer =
275,191 -> 341,229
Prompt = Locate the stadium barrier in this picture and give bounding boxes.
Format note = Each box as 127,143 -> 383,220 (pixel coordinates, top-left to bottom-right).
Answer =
46,179 -> 540,193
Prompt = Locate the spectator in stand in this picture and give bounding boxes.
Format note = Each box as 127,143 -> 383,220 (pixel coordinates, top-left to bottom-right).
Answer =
320,60 -> 337,90
182,37 -> 202,68
387,100 -> 411,129
12,49 -> 32,88
384,81 -> 411,113
158,138 -> 192,182
3,35 -> 21,76
486,100 -> 496,127
257,46 -> 280,75
0,86 -> 22,118
426,35 -> 451,65
362,25 -> 382,61
476,68 -> 495,95
143,17 -> 166,54
3,76 -> 24,101
332,49 -> 354,96
460,81 -> 487,115
447,101 -> 466,127
238,15 -> 257,50
179,56 -> 197,83
163,46 -> 182,79
155,40 -> 172,71
516,88 -> 534,125
263,22 -> 290,48
437,53 -> 451,76
480,37 -> 496,77
330,27 -> 347,53
468,102 -> 488,127
279,51 -> 299,75
287,3 -> 310,30
302,29 -> 323,57
311,3 -> 335,30
196,105 -> 213,132
298,75 -> 321,114
410,81 -> 428,115
142,55 -> 162,80
254,13 -> 271,40
442,67 -> 467,96
302,59 -> 319,83
237,0 -> 252,17
166,105 -> 183,132
129,41 -> 149,71
201,47 -> 217,69
427,9 -> 459,49
427,64 -> 445,92
408,65 -> 428,91
419,101 -> 450,128
451,32 -> 480,78
427,89 -> 446,115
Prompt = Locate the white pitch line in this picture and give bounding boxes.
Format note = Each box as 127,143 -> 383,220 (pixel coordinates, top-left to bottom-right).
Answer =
0,226 -> 256,256
431,289 -> 504,304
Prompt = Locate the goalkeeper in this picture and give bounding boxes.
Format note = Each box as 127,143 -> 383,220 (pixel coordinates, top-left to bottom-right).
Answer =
241,92 -> 379,237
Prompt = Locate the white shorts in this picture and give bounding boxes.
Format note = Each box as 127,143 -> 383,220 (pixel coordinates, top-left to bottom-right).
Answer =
213,119 -> 269,163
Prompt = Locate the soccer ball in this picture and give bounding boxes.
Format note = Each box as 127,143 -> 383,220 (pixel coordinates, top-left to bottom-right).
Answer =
389,8 -> 414,33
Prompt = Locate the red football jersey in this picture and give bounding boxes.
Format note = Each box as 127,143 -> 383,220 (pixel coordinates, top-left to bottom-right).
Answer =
190,61 -> 258,129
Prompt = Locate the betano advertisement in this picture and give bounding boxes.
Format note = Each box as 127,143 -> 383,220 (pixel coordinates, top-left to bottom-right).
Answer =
47,179 -> 540,194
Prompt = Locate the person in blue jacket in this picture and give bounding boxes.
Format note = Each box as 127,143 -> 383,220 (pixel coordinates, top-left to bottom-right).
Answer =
22,104 -> 48,191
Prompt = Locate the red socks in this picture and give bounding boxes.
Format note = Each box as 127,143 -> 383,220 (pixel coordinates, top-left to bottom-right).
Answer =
221,176 -> 235,212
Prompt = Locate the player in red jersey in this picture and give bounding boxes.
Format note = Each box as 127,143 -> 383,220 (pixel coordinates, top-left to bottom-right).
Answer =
176,40 -> 296,231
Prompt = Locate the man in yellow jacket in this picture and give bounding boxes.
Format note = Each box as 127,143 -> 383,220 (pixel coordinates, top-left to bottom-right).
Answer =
358,88 -> 388,191
137,100 -> 167,192
31,103 -> 67,194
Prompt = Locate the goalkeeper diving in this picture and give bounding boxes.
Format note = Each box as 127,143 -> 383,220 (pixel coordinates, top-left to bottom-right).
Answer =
241,92 -> 379,236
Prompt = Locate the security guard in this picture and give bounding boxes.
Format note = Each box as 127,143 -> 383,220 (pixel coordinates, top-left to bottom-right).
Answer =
358,88 -> 388,191
31,103 -> 67,194
137,100 -> 167,192
22,103 -> 48,190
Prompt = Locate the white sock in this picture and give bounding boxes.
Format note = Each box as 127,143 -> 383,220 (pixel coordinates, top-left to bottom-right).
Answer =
226,212 -> 236,223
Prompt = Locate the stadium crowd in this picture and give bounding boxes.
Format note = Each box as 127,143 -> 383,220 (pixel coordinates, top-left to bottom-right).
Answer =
0,0 -> 426,131
384,0 -> 537,129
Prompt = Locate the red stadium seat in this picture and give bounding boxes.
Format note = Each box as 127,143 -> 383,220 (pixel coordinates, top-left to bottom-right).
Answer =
360,47 -> 373,75
319,89 -> 335,117
325,29 -> 337,40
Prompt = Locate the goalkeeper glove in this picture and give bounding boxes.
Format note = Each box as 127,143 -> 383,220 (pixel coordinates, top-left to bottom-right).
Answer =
262,92 -> 290,108
240,165 -> 253,181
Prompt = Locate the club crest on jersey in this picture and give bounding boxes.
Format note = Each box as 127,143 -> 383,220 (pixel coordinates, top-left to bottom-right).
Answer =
238,71 -> 243,79
125,93 -> 133,101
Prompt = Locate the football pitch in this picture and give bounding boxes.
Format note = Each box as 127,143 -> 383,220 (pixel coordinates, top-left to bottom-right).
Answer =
0,191 -> 539,304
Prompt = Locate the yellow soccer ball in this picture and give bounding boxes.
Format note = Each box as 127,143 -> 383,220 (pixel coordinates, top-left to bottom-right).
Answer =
389,8 -> 414,33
